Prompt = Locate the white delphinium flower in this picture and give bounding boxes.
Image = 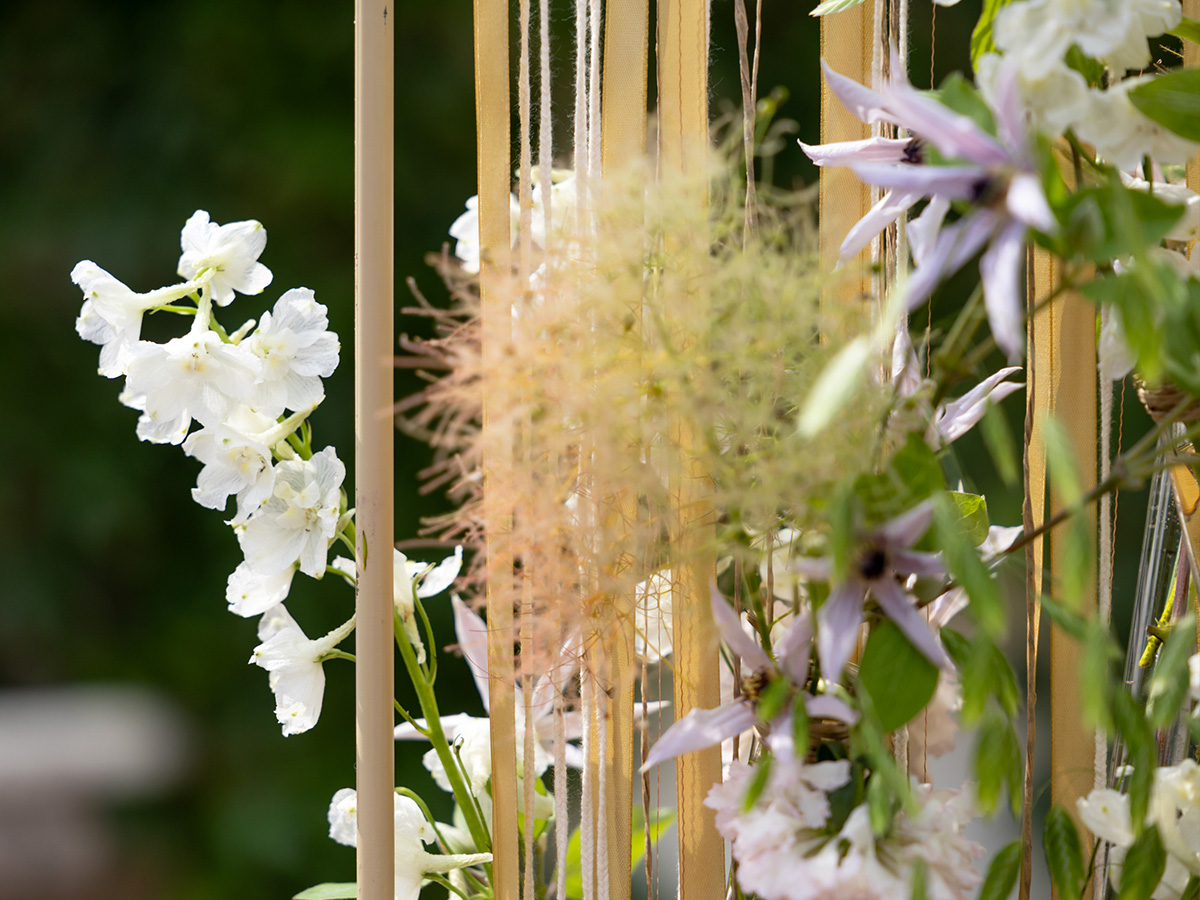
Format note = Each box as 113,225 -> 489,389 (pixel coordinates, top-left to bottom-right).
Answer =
393,546 -> 464,664
250,604 -> 354,735
1152,760 -> 1200,876
1189,651 -> 1200,713
122,318 -> 261,445
449,194 -> 521,274
975,53 -> 1088,140
176,210 -> 272,307
71,262 -> 203,378
184,406 -> 312,524
1079,783 -> 1194,896
1098,308 -> 1138,383
226,561 -> 297,618
1075,79 -> 1199,172
326,788 -> 491,900
238,446 -> 345,578
709,762 -> 982,900
992,0 -> 1176,78
243,288 -> 339,418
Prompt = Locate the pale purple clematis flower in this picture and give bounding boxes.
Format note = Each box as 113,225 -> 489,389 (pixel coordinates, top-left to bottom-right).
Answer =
891,330 -> 1024,448
641,585 -> 857,772
801,54 -> 1056,361
792,501 -> 949,684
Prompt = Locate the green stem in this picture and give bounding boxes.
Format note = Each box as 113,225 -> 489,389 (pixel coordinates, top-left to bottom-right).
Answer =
424,873 -> 471,900
394,610 -> 493,856
394,698 -> 428,736
320,649 -> 356,663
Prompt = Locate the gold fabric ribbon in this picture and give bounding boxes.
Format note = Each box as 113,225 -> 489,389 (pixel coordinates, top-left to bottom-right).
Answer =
474,0 -> 518,894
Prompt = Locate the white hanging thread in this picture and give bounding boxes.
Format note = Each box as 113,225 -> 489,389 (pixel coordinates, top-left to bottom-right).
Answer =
580,671 -> 596,900
574,0 -> 589,226
587,0 -> 603,188
1095,307 -> 1115,900
596,673 -> 610,900
554,670 -> 569,900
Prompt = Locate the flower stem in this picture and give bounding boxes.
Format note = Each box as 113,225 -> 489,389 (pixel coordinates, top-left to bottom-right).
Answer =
394,610 -> 493,857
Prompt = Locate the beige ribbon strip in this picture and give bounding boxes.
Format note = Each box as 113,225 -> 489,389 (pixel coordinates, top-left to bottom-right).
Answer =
818,5 -> 873,328
657,0 -> 724,897
354,3 -> 396,898
600,2 -> 650,895
1020,245 -> 1049,900
474,0 -> 518,892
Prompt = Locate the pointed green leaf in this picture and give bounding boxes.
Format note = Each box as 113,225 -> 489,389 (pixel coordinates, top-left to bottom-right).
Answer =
858,620 -> 940,732
1170,16 -> 1200,44
971,0 -> 1014,66
294,885 -> 357,900
979,841 -> 1022,900
1043,805 -> 1085,900
1182,875 -> 1200,900
935,495 -> 1004,638
1128,69 -> 1200,142
980,401 -> 1020,487
810,0 -> 868,15
947,492 -> 991,546
975,710 -> 1021,815
1118,825 -> 1166,900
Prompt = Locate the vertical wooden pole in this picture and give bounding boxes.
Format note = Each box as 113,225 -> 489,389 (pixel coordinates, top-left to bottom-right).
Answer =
818,6 -> 873,326
657,1 -> 724,898
354,2 -> 395,898
474,0 -> 518,893
600,4 -> 649,893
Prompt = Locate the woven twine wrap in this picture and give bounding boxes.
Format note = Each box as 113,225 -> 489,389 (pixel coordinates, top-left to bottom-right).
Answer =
1135,375 -> 1200,424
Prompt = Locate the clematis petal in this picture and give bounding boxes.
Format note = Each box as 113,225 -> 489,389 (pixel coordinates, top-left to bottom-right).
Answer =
905,212 -> 997,310
980,220 -> 1027,362
879,79 -> 1009,166
451,594 -> 492,714
870,577 -> 949,669
790,554 -> 833,582
817,579 -> 868,683
1006,173 -> 1056,234
850,163 -> 988,199
907,196 -> 950,267
416,546 -> 463,598
934,366 -> 1023,445
800,136 -> 912,167
837,189 -> 924,268
772,609 -> 814,686
820,58 -> 893,125
805,693 -> 859,725
878,500 -> 935,548
640,701 -> 757,772
709,583 -> 772,671
890,549 -> 946,578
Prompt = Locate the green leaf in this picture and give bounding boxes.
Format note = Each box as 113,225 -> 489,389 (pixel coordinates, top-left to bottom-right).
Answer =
934,494 -> 1004,638
978,841 -> 1022,900
1042,416 -> 1091,610
947,492 -> 991,547
975,710 -> 1021,816
1170,16 -> 1200,44
1113,689 -> 1156,830
934,74 -> 996,137
980,401 -> 1020,488
630,808 -> 675,871
910,858 -> 928,900
744,755 -> 773,811
958,637 -> 1020,723
970,0 -> 1013,66
810,0 -> 868,15
1128,69 -> 1200,142
1147,611 -> 1197,730
1118,825 -> 1167,900
294,885 -> 357,900
858,620 -> 940,732
868,767 -> 898,835
1039,594 -> 1089,642
756,676 -> 793,725
1182,875 -> 1200,900
1043,805 -> 1086,900
1064,46 -> 1105,88
1059,181 -> 1186,265
857,433 -> 945,527
1080,620 -> 1118,731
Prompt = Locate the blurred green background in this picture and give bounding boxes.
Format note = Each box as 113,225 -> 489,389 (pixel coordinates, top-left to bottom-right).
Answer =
0,1 -> 1155,898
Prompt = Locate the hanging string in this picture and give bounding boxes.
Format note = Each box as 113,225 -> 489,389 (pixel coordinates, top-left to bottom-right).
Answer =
554,669 -> 569,900
540,0 -> 553,245
580,671 -> 596,900
574,0 -> 589,219
596,680 -> 611,900
587,0 -> 604,185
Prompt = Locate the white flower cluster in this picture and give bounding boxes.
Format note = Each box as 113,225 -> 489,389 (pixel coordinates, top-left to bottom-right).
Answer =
72,211 -> 357,736
981,0 -> 1196,170
1079,761 -> 1200,897
705,757 -> 983,900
